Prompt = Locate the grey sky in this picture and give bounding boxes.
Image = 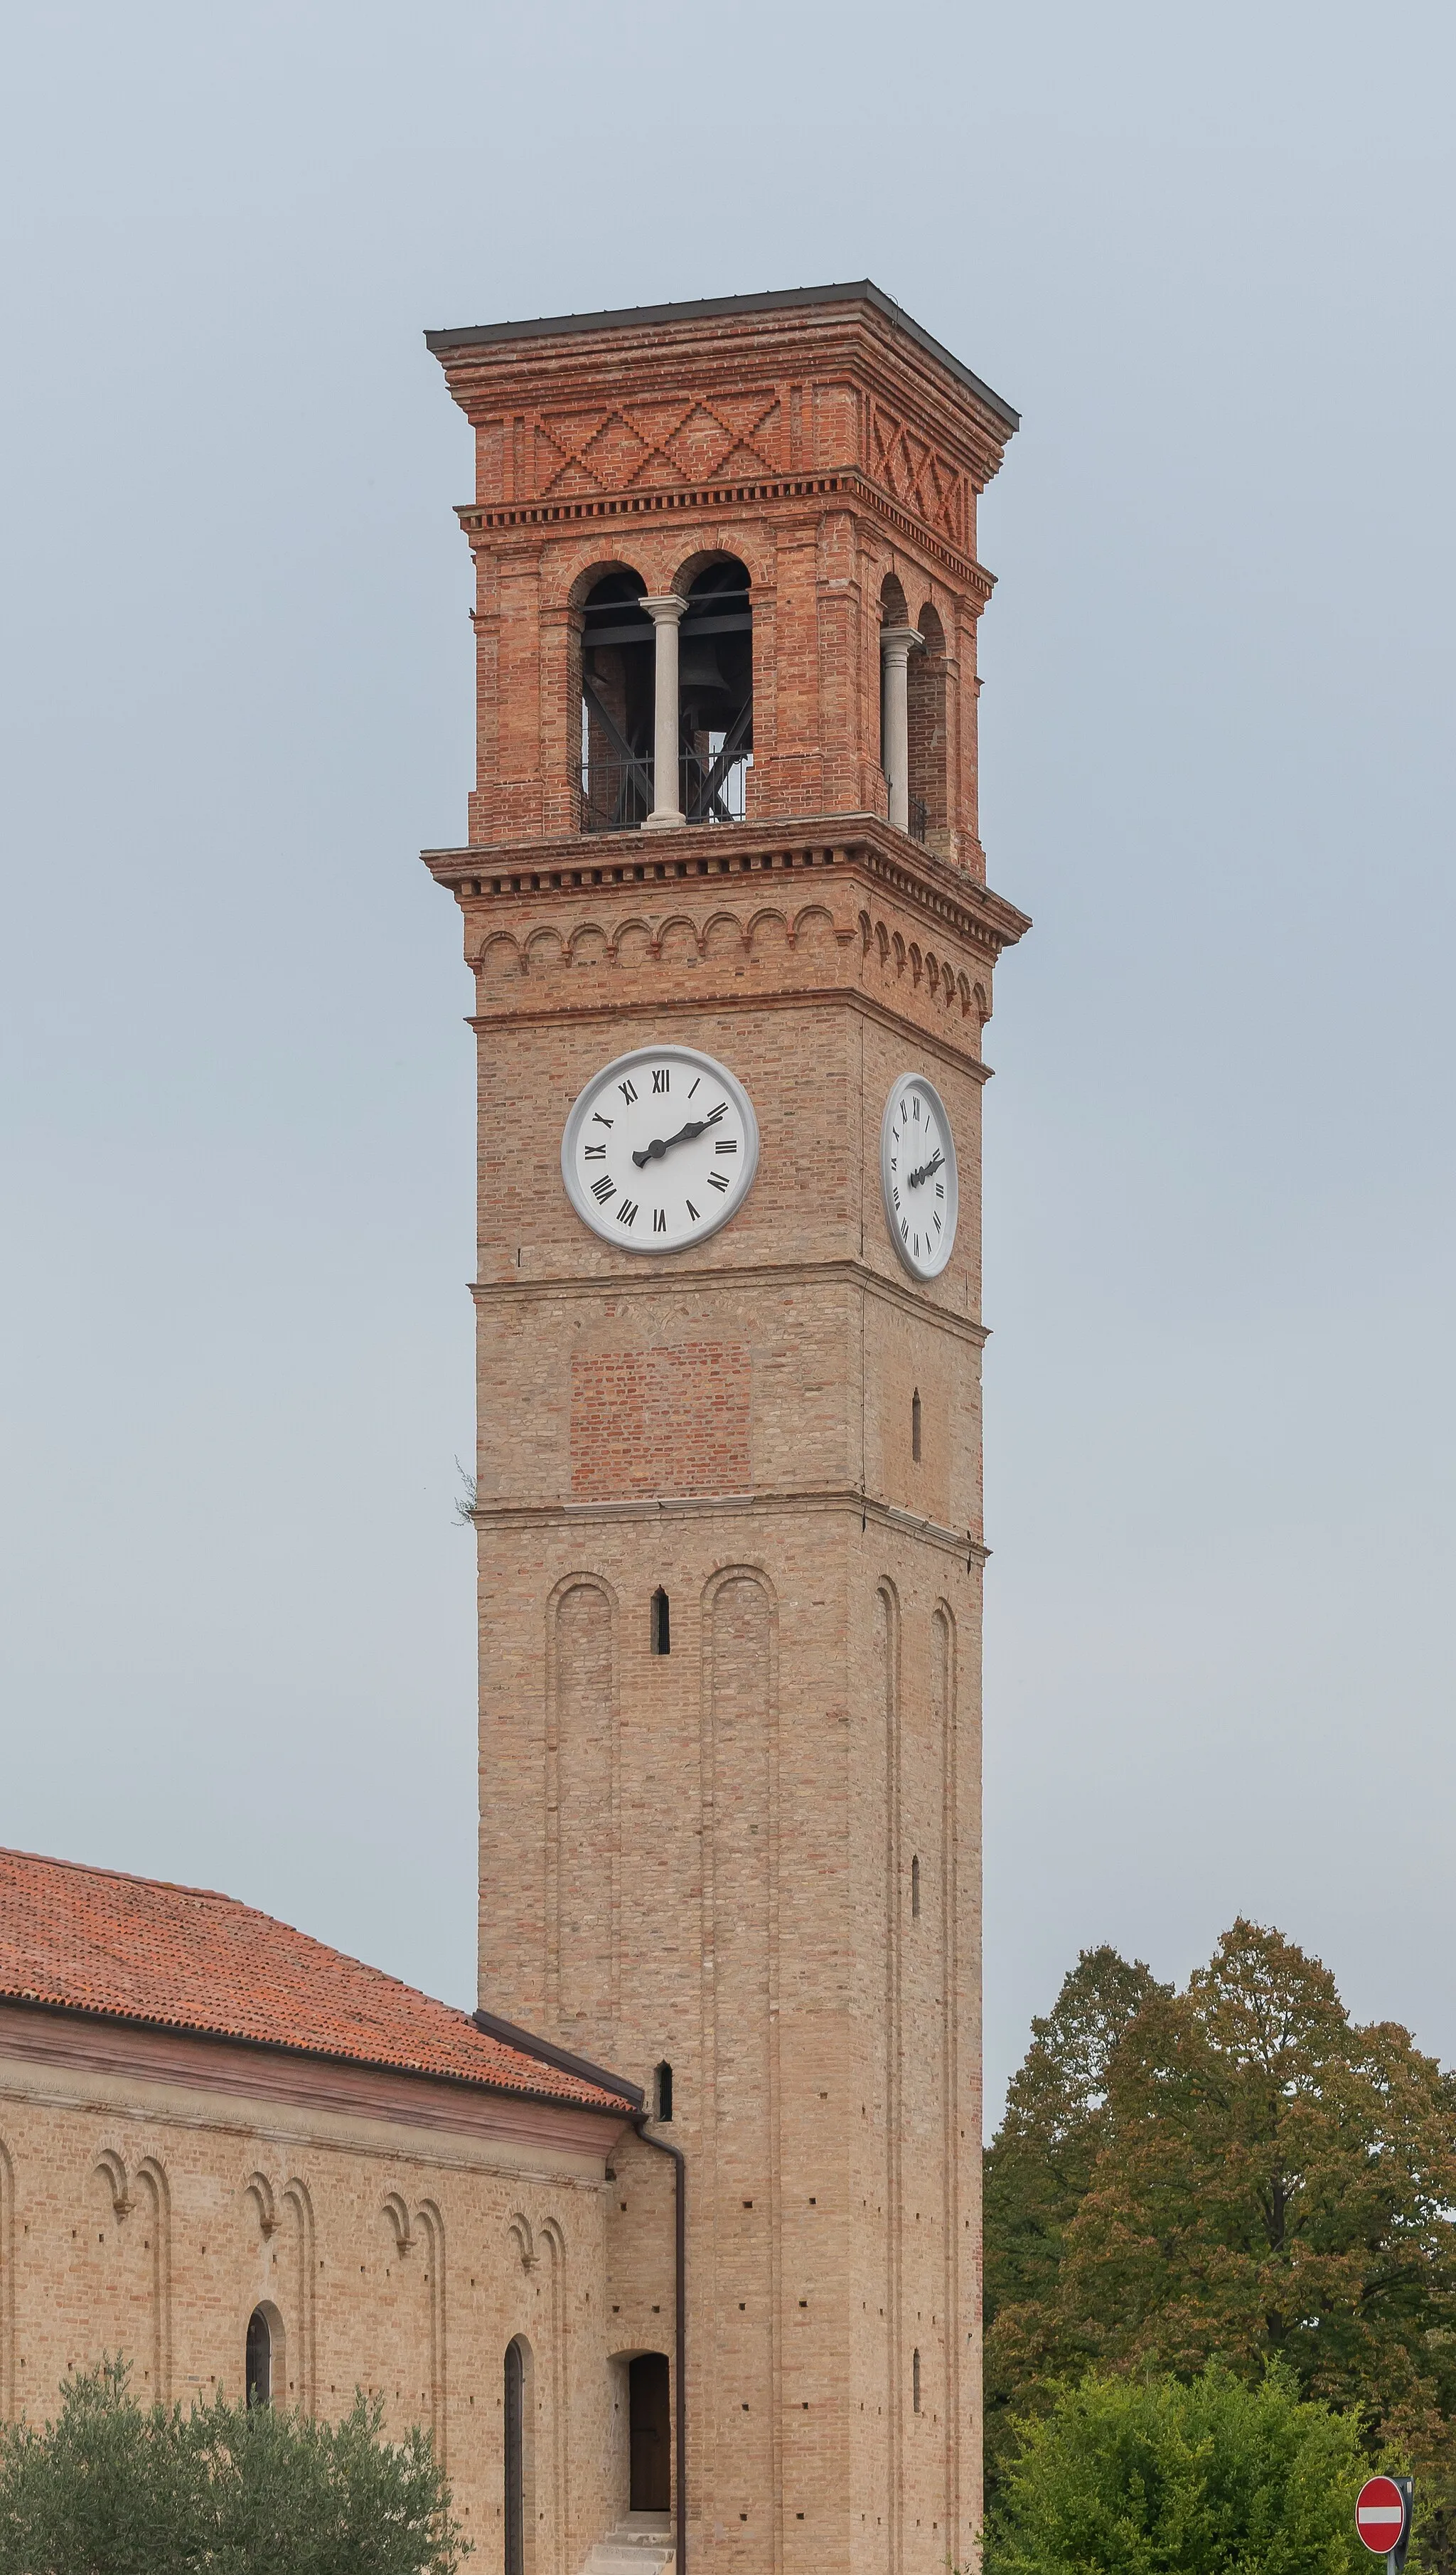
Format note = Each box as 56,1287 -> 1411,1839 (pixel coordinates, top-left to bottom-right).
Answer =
2,1 -> 1452,2126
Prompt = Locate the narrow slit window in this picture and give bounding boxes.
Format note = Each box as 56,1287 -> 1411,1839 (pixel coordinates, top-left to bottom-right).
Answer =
911,1855 -> 921,1919
913,2347 -> 921,2413
655,2059 -> 674,2122
651,1589 -> 670,1656
911,1389 -> 922,1462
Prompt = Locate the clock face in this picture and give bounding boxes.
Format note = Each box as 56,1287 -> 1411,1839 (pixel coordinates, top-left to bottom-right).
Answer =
881,1072 -> 959,1279
561,1045 -> 759,1252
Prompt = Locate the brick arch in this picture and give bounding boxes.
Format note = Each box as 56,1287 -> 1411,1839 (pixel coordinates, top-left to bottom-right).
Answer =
545,1575 -> 619,2048
563,555 -> 648,613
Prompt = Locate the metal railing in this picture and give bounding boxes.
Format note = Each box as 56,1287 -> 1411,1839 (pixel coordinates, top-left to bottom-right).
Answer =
578,748 -> 751,834
909,794 -> 928,844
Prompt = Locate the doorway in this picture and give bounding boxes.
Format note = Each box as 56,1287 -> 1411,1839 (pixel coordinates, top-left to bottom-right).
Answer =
628,2352 -> 670,2512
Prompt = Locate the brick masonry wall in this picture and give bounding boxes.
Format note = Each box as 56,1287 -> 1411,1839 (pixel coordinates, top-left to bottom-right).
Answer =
0,2034 -> 652,2572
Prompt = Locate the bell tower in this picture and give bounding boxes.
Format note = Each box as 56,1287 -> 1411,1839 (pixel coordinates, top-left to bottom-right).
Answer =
424,284 -> 1027,2575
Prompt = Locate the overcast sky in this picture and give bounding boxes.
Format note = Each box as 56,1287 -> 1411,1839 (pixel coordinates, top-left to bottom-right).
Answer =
3,1 -> 1453,2126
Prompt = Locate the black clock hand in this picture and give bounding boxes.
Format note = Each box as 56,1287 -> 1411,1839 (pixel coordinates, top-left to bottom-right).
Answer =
908,1148 -> 944,1189
632,1102 -> 726,1167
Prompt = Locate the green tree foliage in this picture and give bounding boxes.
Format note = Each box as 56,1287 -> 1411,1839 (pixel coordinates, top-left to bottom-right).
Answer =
983,1944 -> 1169,2491
985,2362 -> 1373,2575
986,1920 -> 1456,2557
0,2360 -> 469,2575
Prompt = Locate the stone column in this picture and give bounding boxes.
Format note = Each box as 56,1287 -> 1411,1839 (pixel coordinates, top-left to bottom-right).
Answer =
643,594 -> 687,828
880,624 -> 921,833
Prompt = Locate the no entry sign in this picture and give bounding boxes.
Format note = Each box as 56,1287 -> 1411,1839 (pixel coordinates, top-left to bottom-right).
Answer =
1356,2478 -> 1410,2559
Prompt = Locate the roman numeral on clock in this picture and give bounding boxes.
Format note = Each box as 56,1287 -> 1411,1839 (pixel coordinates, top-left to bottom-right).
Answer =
592,1175 -> 615,1203
707,1171 -> 729,1193
616,1198 -> 638,1227
685,1198 -> 700,1222
584,1143 -> 606,1161
653,1208 -> 667,1233
592,1111 -> 613,1129
715,1139 -> 737,1155
618,1078 -> 638,1104
652,1067 -> 669,1094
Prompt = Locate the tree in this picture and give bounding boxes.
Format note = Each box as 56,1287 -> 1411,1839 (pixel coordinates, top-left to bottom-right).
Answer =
985,2361 -> 1374,2575
983,1944 -> 1169,2498
986,1920 -> 1456,2559
0,2360 -> 469,2575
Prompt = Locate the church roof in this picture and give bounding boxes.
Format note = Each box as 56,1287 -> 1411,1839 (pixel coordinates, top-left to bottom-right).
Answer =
0,1847 -> 634,2113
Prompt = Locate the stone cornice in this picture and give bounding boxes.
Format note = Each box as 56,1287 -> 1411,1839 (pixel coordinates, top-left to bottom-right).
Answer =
454,467 -> 997,598
466,985 -> 995,1083
469,1486 -> 989,1565
471,1257 -> 991,1345
422,814 -> 1032,966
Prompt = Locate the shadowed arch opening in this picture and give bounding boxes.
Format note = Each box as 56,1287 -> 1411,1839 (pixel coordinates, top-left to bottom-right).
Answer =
504,2335 -> 532,2575
246,2303 -> 278,2409
909,602 -> 947,844
629,2352 -> 671,2510
579,567 -> 652,830
678,558 -> 752,821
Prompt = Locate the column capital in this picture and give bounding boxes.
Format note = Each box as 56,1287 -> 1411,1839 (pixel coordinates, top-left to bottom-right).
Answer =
642,592 -> 689,626
879,623 -> 923,661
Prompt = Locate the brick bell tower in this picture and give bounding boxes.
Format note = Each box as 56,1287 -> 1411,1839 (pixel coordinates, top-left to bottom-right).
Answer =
423,284 -> 1027,2575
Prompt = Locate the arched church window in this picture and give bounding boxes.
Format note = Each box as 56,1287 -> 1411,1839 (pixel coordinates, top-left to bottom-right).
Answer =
504,2337 -> 528,2575
245,2305 -> 272,2408
655,2059 -> 674,2122
651,1589 -> 671,1656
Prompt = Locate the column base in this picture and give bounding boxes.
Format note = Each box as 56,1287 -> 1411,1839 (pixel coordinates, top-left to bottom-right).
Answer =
643,810 -> 686,831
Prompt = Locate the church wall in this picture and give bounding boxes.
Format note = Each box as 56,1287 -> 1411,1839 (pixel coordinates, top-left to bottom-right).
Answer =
0,2017 -> 646,2571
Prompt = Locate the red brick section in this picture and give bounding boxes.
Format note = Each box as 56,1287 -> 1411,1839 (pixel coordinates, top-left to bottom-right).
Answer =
0,1847 -> 624,2109
570,1342 -> 751,1496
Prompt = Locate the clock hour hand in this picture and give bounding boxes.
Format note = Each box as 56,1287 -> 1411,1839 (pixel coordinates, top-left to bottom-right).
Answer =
632,1102 -> 726,1166
908,1148 -> 944,1189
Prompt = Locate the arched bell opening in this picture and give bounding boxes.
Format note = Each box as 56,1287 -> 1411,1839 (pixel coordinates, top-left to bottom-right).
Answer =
579,568 -> 653,832
908,602 -> 947,846
678,558 -> 752,823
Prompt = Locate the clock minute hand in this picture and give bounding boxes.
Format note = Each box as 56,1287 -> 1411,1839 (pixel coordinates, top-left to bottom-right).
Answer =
631,1102 -> 726,1168
909,1148 -> 944,1189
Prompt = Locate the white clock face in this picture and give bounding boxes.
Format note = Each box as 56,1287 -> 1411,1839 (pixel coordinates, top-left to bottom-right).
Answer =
562,1045 -> 759,1252
881,1071 -> 959,1279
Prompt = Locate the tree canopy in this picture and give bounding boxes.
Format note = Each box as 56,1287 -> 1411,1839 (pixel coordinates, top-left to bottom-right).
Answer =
985,2361 -> 1374,2575
985,1921 -> 1456,2554
0,2361 -> 469,2575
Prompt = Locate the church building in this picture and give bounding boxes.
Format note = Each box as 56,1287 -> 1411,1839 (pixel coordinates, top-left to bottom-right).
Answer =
0,282 -> 1027,2575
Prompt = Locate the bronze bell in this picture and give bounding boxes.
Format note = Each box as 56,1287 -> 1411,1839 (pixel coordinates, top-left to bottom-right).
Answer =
678,638 -> 734,704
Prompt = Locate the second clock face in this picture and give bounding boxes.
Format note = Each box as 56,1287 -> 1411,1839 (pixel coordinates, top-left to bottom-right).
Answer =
561,1045 -> 759,1252
882,1071 -> 959,1279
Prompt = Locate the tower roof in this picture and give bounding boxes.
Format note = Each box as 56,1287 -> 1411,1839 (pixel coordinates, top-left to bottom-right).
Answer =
0,1845 -> 637,2112
424,280 -> 1019,432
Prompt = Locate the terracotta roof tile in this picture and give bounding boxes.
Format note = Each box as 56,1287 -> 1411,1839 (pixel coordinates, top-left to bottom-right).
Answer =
0,1847 -> 630,2113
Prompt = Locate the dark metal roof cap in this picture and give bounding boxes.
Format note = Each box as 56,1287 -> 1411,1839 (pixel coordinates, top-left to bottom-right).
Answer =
424,281 -> 1019,432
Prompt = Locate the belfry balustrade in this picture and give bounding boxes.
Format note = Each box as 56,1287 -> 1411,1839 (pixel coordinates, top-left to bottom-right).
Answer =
579,560 -> 753,833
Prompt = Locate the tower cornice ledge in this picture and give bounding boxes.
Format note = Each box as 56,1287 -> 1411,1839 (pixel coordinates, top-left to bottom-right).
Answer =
421,814 -> 1032,964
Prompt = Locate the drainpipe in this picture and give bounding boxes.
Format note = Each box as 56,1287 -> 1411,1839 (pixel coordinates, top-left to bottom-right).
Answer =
633,2118 -> 686,2575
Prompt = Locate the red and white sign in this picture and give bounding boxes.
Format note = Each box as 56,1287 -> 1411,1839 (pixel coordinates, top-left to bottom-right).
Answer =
1356,2478 -> 1408,2555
